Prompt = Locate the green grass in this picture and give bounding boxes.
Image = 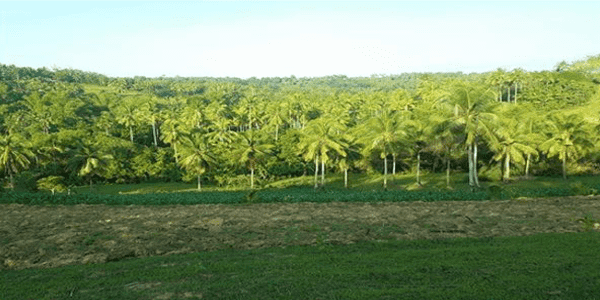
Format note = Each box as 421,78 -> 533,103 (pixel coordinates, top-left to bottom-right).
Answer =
3,232 -> 599,299
74,173 -> 600,196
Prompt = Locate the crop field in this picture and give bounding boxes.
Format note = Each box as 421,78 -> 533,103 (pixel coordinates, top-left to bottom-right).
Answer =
2,195 -> 599,271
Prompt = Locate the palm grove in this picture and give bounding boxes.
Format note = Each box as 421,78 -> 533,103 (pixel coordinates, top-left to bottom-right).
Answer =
1,55 -> 600,193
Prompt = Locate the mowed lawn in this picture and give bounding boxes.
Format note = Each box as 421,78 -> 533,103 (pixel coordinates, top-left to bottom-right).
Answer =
3,232 -> 599,300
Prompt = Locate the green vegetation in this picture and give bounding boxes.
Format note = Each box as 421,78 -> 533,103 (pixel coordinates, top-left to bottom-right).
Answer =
1,55 -> 600,193
2,232 -> 599,299
1,173 -> 598,206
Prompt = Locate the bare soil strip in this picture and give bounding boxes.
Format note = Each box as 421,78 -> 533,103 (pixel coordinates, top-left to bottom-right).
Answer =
2,196 -> 599,270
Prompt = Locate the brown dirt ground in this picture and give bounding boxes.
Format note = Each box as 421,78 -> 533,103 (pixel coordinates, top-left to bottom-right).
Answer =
2,196 -> 600,270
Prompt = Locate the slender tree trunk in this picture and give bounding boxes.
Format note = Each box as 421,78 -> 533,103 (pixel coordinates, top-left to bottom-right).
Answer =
89,177 -> 93,193
514,83 -> 518,104
344,168 -> 348,188
250,167 -> 254,189
474,143 -> 480,187
129,126 -> 134,143
197,175 -> 202,191
468,143 -> 475,187
152,122 -> 158,147
314,155 -> 319,189
9,172 -> 14,189
504,151 -> 511,181
321,160 -> 325,187
416,152 -> 421,186
383,155 -> 388,189
446,157 -> 451,188
525,153 -> 531,177
507,86 -> 511,103
392,154 -> 396,175
173,143 -> 179,164
562,153 -> 567,180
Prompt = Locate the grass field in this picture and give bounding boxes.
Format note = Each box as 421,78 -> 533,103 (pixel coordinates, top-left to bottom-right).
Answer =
72,172 -> 600,196
3,173 -> 600,299
2,232 -> 599,299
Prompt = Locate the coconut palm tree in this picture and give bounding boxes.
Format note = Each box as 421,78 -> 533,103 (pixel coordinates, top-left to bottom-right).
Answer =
443,80 -> 498,189
0,133 -> 34,189
539,111 -> 597,180
177,133 -> 216,191
68,140 -> 113,192
489,114 -> 539,181
231,130 -> 273,189
355,111 -> 406,189
298,117 -> 348,189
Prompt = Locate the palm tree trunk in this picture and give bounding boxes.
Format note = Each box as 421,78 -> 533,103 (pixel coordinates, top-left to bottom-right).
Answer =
392,154 -> 396,175
474,143 -> 480,187
562,153 -> 567,180
9,172 -> 14,189
525,153 -> 531,177
197,175 -> 202,191
383,156 -> 388,189
152,122 -> 158,147
250,167 -> 254,189
321,160 -> 325,187
514,83 -> 518,104
418,152 -> 423,184
446,157 -> 451,188
504,151 -> 510,181
174,143 -> 179,164
468,143 -> 475,187
344,168 -> 348,188
314,155 -> 319,189
129,126 -> 134,143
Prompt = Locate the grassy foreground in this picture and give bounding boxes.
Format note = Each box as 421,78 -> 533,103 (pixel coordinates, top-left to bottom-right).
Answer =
3,232 -> 599,300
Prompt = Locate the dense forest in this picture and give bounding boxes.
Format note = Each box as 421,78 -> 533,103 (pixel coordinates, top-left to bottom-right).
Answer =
1,54 -> 600,193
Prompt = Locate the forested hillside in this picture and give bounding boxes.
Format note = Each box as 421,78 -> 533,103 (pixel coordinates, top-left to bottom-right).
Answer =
1,54 -> 599,193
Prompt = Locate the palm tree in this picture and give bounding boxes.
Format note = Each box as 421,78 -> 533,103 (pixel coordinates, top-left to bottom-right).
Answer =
298,118 -> 348,189
136,96 -> 162,147
539,111 -> 596,180
0,133 -> 34,189
355,111 -> 406,189
177,133 -> 216,191
160,117 -> 184,164
68,140 -> 113,192
231,130 -> 274,189
444,80 -> 498,189
115,99 -> 139,143
489,113 -> 539,181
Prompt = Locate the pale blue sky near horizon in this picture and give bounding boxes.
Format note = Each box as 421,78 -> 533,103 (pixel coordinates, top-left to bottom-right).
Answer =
1,1 -> 599,79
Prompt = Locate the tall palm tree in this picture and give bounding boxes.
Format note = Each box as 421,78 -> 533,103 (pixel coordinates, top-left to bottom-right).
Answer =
298,118 -> 348,189
177,133 -> 216,191
115,99 -> 139,143
444,80 -> 498,189
489,113 -> 539,181
539,111 -> 596,180
231,130 -> 274,189
160,117 -> 184,164
355,111 -> 406,189
68,140 -> 113,192
0,133 -> 34,189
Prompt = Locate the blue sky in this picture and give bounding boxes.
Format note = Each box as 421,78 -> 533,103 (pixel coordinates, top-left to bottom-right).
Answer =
1,1 -> 599,78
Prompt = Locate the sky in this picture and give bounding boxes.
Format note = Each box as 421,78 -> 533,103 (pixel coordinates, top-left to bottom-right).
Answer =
1,1 -> 599,79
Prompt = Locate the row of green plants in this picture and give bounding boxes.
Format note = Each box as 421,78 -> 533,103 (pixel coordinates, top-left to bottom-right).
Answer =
2,182 -> 597,205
